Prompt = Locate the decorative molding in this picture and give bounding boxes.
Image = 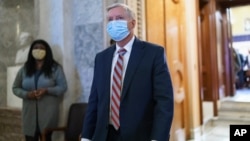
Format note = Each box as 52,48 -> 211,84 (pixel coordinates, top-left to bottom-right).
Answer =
125,0 -> 145,40
173,60 -> 185,103
172,0 -> 179,4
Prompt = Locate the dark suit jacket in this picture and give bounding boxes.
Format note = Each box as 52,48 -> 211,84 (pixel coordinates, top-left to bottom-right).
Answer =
82,37 -> 174,141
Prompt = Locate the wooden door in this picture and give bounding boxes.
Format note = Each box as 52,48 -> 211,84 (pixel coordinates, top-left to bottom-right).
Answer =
145,0 -> 188,140
198,1 -> 220,118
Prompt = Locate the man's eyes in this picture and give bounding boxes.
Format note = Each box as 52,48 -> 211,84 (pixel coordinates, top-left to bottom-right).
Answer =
108,17 -> 125,21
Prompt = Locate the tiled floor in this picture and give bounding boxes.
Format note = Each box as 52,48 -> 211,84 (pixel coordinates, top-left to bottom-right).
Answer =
198,122 -> 229,141
202,125 -> 229,141
228,88 -> 250,102
197,88 -> 250,141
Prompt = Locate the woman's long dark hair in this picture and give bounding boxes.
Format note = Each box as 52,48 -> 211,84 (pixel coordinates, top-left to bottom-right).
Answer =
25,39 -> 59,77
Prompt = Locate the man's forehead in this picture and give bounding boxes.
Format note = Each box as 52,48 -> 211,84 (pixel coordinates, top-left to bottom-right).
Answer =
108,7 -> 125,14
107,11 -> 128,19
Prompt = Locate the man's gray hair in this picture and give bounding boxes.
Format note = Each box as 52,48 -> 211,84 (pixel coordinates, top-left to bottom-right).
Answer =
107,3 -> 136,20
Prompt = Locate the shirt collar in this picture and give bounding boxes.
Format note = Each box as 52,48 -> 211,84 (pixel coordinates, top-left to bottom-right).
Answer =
115,36 -> 135,54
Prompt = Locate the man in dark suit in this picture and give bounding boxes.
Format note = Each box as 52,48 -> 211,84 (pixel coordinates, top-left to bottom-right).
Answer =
81,3 -> 173,141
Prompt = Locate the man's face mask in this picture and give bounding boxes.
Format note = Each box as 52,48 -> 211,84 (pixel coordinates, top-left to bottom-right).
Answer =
106,20 -> 130,41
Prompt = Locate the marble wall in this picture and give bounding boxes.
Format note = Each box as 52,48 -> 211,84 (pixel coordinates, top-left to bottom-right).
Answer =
73,0 -> 124,102
0,0 -> 125,115
0,0 -> 35,106
0,0 -> 124,106
73,0 -> 104,102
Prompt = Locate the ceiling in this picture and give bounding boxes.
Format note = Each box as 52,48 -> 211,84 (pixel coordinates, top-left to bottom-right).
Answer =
216,0 -> 250,8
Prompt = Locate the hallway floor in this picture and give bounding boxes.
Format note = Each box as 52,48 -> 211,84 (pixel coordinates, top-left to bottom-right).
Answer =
191,88 -> 250,141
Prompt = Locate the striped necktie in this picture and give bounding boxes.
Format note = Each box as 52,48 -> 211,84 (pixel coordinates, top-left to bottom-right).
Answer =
111,48 -> 127,130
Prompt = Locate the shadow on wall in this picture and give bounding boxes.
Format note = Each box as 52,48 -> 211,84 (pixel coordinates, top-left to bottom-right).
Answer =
0,61 -> 7,106
52,45 -> 63,65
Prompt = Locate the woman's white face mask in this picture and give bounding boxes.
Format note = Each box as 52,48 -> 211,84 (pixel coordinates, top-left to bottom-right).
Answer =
32,49 -> 46,60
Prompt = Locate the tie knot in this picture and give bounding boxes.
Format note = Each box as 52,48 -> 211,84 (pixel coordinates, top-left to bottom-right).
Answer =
118,48 -> 127,56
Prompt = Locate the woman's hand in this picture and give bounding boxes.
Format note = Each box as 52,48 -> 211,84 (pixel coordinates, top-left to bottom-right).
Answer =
35,88 -> 48,99
27,88 -> 48,100
27,91 -> 37,100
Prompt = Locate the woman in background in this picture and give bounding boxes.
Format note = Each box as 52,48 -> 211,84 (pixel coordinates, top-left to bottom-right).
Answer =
12,39 -> 67,141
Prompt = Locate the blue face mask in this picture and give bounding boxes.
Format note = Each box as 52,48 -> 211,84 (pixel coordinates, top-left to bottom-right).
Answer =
106,20 -> 130,41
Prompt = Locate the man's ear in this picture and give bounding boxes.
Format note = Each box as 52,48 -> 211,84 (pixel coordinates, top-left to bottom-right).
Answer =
131,19 -> 136,28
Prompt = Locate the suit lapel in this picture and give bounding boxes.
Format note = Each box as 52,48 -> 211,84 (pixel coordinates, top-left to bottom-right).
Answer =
104,46 -> 116,99
121,38 -> 145,101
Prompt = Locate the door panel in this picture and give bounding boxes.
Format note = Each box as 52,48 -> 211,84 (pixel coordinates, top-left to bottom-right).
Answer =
145,0 -> 187,140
